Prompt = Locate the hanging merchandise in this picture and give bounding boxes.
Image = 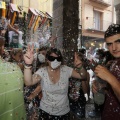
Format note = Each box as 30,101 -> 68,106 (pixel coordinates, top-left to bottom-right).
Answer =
28,8 -> 38,29
9,3 -> 20,26
0,1 -> 6,18
33,16 -> 41,32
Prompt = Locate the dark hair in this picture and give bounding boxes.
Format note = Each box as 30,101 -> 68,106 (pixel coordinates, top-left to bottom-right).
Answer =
39,46 -> 48,52
78,48 -> 86,55
104,51 -> 115,63
104,24 -> 120,39
10,49 -> 22,56
46,48 -> 63,64
9,49 -> 23,62
76,52 -> 88,70
96,49 -> 105,58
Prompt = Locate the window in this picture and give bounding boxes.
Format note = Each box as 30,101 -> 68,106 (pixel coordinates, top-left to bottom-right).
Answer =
93,10 -> 101,30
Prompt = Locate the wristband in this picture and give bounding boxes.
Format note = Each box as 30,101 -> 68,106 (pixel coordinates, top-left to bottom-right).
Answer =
75,65 -> 83,71
24,65 -> 32,69
24,62 -> 32,67
75,63 -> 81,67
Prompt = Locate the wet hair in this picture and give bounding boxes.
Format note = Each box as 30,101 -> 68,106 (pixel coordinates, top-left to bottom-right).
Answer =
46,48 -> 63,64
76,52 -> 87,69
10,49 -> 22,56
96,49 -> 105,58
38,46 -> 48,52
104,24 -> 120,39
9,49 -> 23,62
78,48 -> 86,55
77,52 -> 84,59
104,51 -> 115,63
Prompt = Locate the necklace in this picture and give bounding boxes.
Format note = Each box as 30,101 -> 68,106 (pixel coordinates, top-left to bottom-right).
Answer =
47,66 -> 60,84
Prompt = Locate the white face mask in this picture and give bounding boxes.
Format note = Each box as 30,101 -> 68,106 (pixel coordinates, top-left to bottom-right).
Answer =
50,59 -> 61,69
38,54 -> 45,63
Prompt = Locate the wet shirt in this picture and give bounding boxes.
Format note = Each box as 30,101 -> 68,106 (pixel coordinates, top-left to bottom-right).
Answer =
35,65 -> 73,116
0,58 -> 26,120
102,58 -> 120,120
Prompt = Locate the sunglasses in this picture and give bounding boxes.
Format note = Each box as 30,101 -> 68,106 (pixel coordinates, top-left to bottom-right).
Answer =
47,56 -> 62,62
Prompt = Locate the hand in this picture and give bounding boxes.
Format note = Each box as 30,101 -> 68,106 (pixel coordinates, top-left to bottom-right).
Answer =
74,52 -> 82,67
27,94 -> 33,101
49,36 -> 57,47
92,80 -> 98,93
23,44 -> 34,64
94,65 -> 115,82
7,24 -> 12,29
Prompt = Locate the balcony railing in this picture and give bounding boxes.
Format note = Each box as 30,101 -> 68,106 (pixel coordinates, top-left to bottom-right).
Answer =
89,0 -> 112,6
85,17 -> 112,31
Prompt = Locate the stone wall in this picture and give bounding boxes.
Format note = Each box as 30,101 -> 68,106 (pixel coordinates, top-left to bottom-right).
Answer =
52,0 -> 63,49
52,0 -> 79,66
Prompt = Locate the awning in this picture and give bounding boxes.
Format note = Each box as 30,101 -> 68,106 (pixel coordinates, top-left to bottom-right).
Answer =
10,3 -> 19,12
29,8 -> 38,16
0,1 -> 6,9
45,12 -> 52,19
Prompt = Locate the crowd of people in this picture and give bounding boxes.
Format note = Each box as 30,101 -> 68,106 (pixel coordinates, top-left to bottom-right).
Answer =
0,16 -> 120,120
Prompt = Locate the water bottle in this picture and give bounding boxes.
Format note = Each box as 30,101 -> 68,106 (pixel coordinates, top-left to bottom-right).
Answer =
82,57 -> 107,105
93,77 -> 106,105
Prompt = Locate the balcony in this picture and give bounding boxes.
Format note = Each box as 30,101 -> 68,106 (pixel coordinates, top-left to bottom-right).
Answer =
84,17 -> 112,32
89,0 -> 112,6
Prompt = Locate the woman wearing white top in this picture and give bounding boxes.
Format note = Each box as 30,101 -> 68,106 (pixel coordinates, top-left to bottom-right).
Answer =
24,45 -> 87,120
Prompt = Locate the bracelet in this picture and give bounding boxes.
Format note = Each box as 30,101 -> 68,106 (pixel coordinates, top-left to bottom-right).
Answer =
76,66 -> 83,71
75,63 -> 81,68
24,65 -> 32,69
24,62 -> 32,67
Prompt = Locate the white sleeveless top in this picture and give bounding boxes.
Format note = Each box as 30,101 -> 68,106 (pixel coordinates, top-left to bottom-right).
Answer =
35,65 -> 73,115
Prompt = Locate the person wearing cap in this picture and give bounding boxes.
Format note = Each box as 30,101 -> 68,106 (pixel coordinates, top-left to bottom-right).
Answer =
92,24 -> 120,120
0,37 -> 26,120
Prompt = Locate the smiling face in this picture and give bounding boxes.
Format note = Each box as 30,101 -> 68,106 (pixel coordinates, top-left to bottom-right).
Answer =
106,34 -> 120,58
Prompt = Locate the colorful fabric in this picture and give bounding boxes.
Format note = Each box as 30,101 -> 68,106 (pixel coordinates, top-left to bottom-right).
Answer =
0,58 -> 26,120
102,58 -> 120,120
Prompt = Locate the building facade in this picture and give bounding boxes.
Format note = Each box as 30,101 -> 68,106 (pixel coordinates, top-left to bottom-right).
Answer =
12,0 -> 53,16
114,0 -> 120,24
81,0 -> 114,50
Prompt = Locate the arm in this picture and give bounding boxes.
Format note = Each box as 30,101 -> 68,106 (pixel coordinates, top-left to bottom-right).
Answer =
82,72 -> 90,94
27,85 -> 41,100
24,67 -> 41,86
71,52 -> 87,80
95,65 -> 120,101
8,24 -> 19,34
24,44 -> 41,86
71,67 -> 87,80
106,75 -> 120,101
